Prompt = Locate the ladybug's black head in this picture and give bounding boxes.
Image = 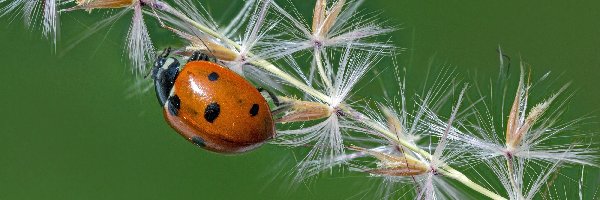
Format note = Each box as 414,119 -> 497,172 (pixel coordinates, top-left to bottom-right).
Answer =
152,48 -> 180,106
151,47 -> 172,80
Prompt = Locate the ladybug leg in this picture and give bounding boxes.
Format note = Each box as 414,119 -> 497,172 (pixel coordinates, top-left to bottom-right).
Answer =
257,88 -> 290,117
188,51 -> 216,63
257,88 -> 281,106
270,104 -> 292,116
152,47 -> 181,106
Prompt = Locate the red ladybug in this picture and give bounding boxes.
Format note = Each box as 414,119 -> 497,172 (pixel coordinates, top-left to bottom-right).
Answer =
151,48 -> 276,153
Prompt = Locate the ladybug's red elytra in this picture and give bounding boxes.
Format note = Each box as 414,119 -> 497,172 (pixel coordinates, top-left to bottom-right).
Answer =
151,48 -> 276,153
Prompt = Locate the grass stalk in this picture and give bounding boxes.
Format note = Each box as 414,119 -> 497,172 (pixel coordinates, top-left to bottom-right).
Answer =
314,48 -> 334,89
149,1 -> 507,199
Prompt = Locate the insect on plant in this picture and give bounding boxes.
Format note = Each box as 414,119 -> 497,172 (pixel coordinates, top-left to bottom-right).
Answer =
1,0 -> 597,199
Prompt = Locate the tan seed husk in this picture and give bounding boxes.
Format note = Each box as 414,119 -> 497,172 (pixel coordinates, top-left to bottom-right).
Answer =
312,0 -> 327,33
67,0 -> 135,11
349,146 -> 428,176
318,0 -> 345,36
276,97 -> 332,123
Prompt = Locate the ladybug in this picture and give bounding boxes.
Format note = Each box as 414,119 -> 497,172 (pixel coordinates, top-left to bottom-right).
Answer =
151,48 -> 277,153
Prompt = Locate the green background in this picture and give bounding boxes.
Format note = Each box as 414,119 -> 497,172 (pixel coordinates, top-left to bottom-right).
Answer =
1,0 -> 599,199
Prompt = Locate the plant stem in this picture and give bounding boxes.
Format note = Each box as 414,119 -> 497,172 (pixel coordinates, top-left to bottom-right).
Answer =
314,47 -> 333,89
444,168 -> 507,200
251,59 -> 332,103
149,1 -> 507,199
506,156 -> 524,200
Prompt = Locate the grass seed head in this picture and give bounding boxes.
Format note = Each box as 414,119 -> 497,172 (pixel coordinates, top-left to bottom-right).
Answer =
276,96 -> 333,123
349,146 -> 428,176
67,0 -> 136,11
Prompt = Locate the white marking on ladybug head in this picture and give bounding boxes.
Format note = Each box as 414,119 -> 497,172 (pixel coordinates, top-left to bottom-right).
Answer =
162,57 -> 177,70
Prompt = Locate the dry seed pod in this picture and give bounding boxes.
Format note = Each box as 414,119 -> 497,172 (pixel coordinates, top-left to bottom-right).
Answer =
505,73 -> 525,149
367,167 -> 428,177
312,0 -> 327,32
505,67 -> 568,151
312,0 -> 346,37
67,0 -> 135,11
276,97 -> 332,123
349,146 -> 428,176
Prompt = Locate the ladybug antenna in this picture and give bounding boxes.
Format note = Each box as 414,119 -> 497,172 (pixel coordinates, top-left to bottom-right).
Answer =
143,1 -> 166,28
198,36 -> 217,60
142,1 -> 167,80
143,65 -> 154,79
188,28 -> 218,61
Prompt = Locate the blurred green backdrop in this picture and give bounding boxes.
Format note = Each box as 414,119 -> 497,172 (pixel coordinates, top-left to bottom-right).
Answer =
1,0 -> 599,199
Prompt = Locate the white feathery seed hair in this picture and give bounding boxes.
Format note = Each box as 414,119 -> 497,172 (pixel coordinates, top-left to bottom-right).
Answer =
294,70 -> 472,199
127,2 -> 155,75
371,66 -> 461,146
485,155 -> 563,200
224,0 -> 279,74
355,85 -> 471,200
269,0 -> 395,58
422,58 -> 597,199
164,0 -> 281,74
274,44 -> 383,174
1,0 -> 59,46
416,85 -> 470,200
5,0 -> 156,74
425,62 -> 597,167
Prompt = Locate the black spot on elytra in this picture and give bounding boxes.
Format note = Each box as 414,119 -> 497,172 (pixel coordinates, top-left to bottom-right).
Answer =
167,95 -> 181,116
208,72 -> 219,81
250,104 -> 259,116
204,102 -> 220,123
191,136 -> 206,147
